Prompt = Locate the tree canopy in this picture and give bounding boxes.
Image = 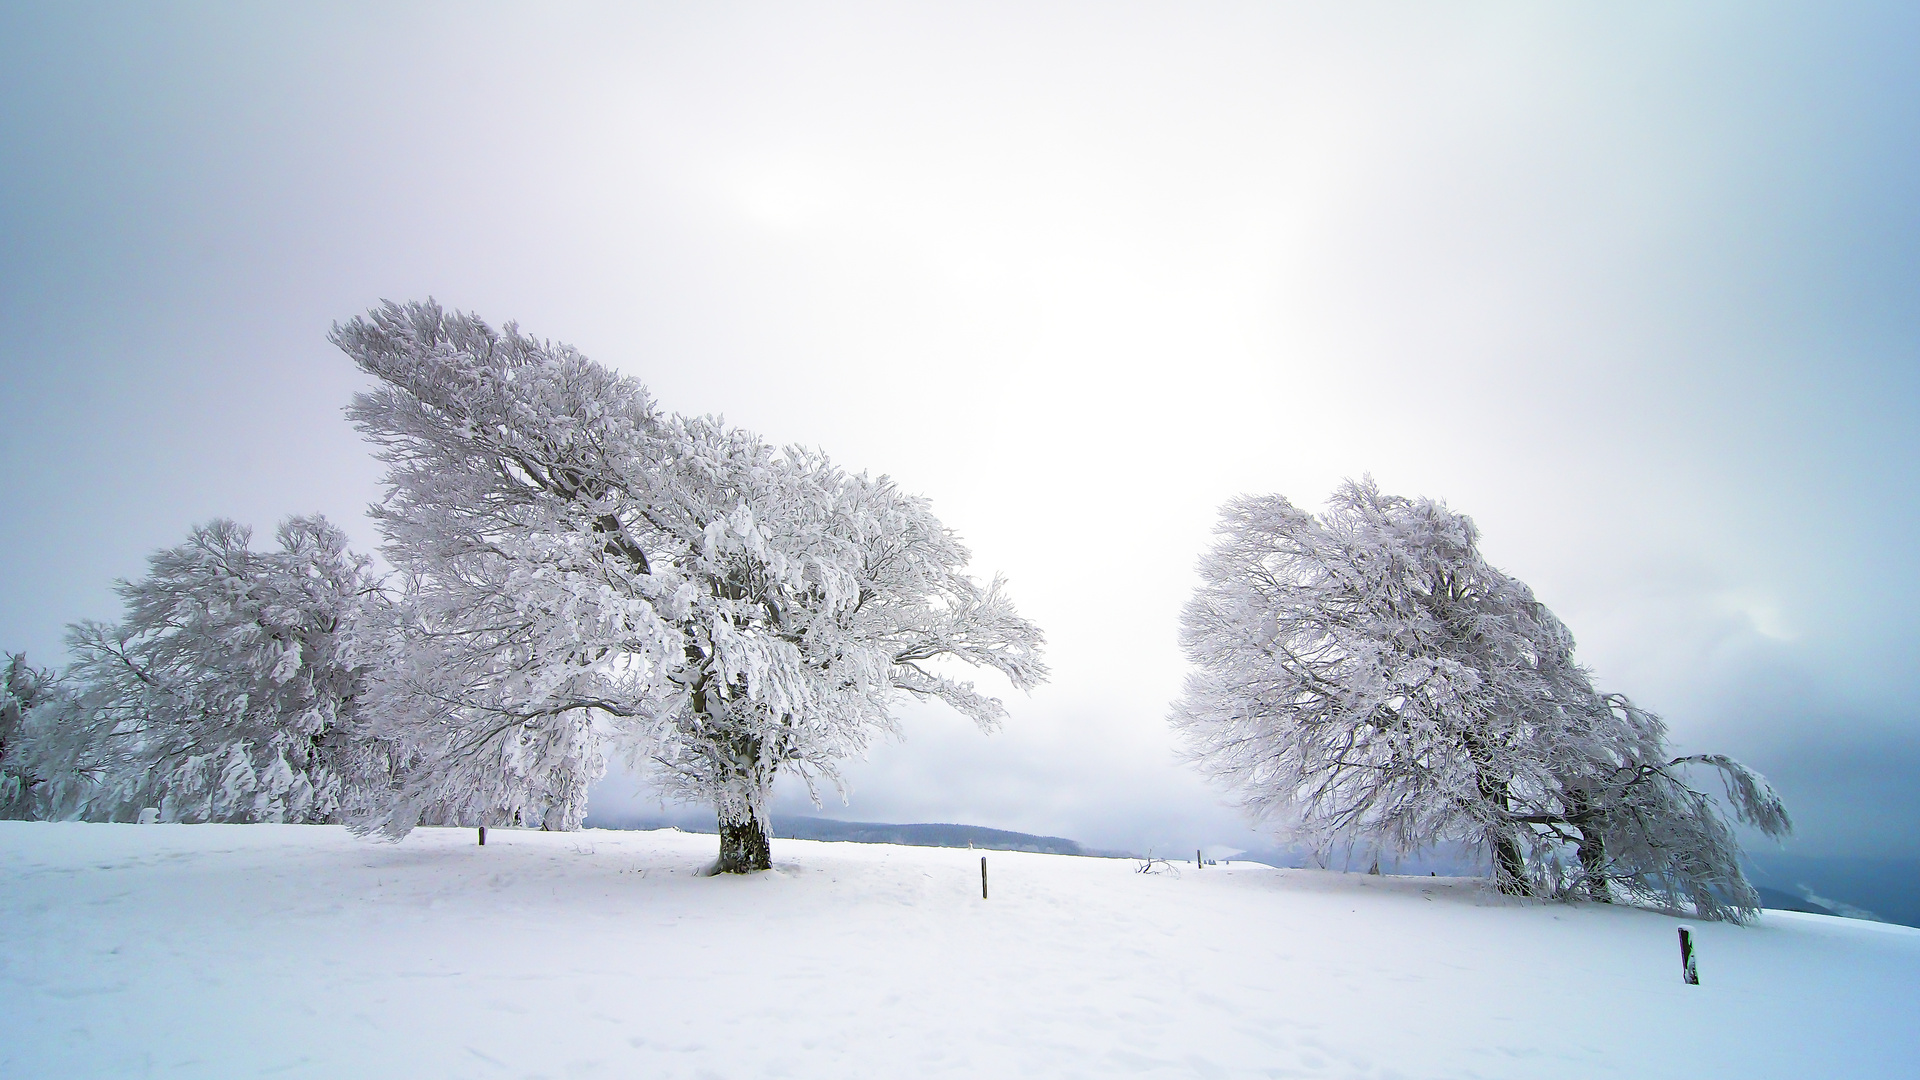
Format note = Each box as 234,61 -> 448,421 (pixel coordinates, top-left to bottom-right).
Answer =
1172,479 -> 1788,920
333,301 -> 1045,869
4,517 -> 392,824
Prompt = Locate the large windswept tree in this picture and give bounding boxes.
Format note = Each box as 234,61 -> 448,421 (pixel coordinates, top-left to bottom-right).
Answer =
335,300 -> 1045,870
1172,479 -> 1787,920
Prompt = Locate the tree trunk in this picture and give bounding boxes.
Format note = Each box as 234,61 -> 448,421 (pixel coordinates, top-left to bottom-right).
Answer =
715,814 -> 772,873
1576,829 -> 1609,901
1491,832 -> 1527,894
1476,770 -> 1529,895
1564,790 -> 1609,902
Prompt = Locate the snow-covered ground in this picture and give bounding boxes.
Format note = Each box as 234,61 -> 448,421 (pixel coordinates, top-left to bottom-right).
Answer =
2,823 -> 1913,1078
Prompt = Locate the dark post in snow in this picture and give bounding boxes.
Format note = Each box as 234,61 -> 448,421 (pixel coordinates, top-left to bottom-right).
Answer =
478,826 -> 487,846
1678,927 -> 1699,985
981,856 -> 989,899
1197,849 -> 1203,868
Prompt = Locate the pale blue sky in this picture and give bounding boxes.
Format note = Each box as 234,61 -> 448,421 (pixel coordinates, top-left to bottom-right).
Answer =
3,2 -> 1916,859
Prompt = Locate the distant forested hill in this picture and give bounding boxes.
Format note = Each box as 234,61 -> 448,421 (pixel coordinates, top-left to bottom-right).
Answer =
588,813 -> 1105,857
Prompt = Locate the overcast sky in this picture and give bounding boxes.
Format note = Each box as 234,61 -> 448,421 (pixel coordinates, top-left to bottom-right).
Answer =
3,2 -> 1916,860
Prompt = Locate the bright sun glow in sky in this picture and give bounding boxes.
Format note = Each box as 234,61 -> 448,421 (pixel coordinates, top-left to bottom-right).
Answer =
2,2 -> 1916,859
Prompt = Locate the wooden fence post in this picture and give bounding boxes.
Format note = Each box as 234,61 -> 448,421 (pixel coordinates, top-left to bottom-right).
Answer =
1678,927 -> 1699,984
478,826 -> 487,846
981,856 -> 988,899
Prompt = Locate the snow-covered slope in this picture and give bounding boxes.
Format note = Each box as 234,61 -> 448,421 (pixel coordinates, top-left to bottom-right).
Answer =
1,823 -> 1912,1078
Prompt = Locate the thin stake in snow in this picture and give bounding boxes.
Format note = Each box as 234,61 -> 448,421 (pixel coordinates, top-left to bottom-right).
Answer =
478,827 -> 486,846
1679,927 -> 1699,985
1197,849 -> 1203,868
981,856 -> 988,899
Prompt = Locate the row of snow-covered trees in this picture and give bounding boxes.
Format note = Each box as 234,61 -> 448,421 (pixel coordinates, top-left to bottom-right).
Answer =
2,300 -> 1787,916
1170,480 -> 1790,921
1,301 -> 1047,872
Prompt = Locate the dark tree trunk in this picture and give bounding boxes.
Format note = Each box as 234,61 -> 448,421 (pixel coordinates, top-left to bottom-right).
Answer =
1491,832 -> 1527,894
715,815 -> 771,873
1476,770 -> 1529,895
1576,829 -> 1609,901
1564,789 -> 1609,902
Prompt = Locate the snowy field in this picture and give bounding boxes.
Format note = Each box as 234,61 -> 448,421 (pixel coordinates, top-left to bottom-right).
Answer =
1,823 -> 1914,1079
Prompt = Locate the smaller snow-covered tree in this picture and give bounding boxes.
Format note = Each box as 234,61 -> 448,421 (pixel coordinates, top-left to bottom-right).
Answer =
25,516 -> 393,823
1173,479 -> 1787,919
0,653 -> 57,818
1550,694 -> 1789,921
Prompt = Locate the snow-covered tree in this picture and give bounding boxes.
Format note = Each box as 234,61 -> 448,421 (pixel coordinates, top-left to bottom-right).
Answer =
334,302 -> 681,837
0,653 -> 57,818
18,516 -> 393,823
1172,479 -> 1787,918
633,425 -> 1047,870
1546,693 -> 1790,921
334,300 -> 1045,869
1171,480 -> 1584,889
